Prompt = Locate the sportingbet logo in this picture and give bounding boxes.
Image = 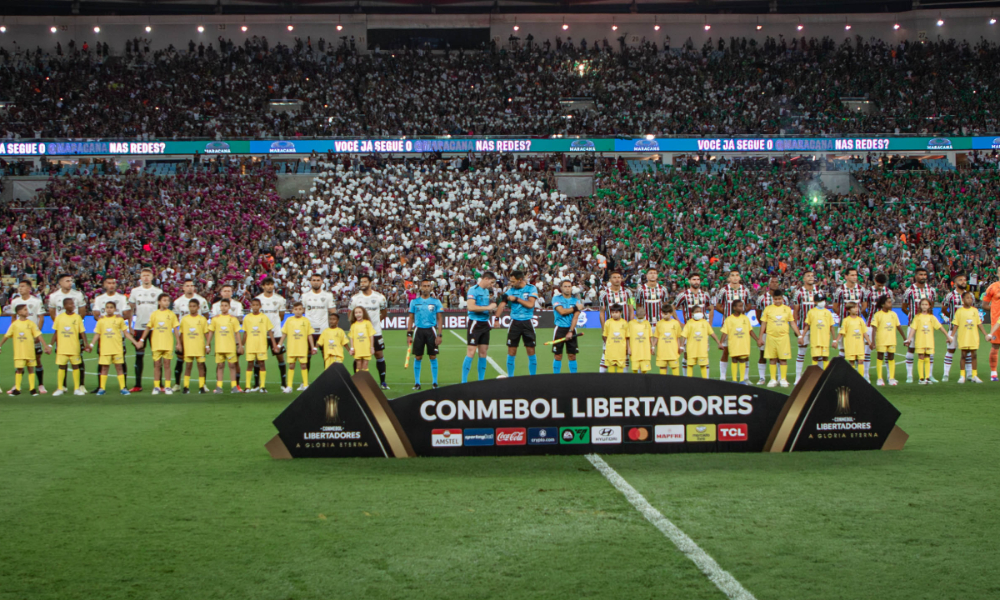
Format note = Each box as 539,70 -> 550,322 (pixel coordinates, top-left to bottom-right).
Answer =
654,424 -> 684,443
463,428 -> 494,446
495,427 -> 526,445
431,429 -> 463,447
718,424 -> 748,441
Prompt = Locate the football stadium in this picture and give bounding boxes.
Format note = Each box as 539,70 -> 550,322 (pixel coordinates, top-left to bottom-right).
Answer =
2,0 -> 1000,597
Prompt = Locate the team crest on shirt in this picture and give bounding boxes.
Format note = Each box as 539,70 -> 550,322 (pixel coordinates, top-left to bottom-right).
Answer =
158,321 -> 165,327
64,326 -> 71,331
695,332 -> 703,339
637,331 -> 645,337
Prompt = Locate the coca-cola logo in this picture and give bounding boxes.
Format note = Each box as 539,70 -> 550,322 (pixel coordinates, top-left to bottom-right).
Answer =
495,427 -> 527,445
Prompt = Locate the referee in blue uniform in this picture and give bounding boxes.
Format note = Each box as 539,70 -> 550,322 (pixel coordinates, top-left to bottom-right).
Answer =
406,278 -> 444,390
462,272 -> 497,383
495,270 -> 540,377
551,280 -> 583,373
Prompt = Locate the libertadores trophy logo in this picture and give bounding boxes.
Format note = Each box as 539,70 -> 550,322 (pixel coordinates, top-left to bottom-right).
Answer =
833,386 -> 853,422
325,395 -> 341,424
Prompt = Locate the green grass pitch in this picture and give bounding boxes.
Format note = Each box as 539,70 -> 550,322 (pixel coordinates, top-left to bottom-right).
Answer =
1,328 -> 998,600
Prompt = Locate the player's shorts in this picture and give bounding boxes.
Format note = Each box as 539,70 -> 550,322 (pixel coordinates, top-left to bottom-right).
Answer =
99,354 -> 124,366
846,353 -> 864,362
959,345 -> 978,352
288,355 -> 308,364
728,354 -> 750,361
14,358 -> 37,368
467,320 -> 491,346
270,336 -> 285,355
373,335 -> 386,353
811,347 -> 830,359
507,319 -> 536,348
656,359 -> 679,369
875,345 -> 896,354
153,349 -> 174,360
412,328 -> 439,357
550,326 -> 579,355
184,356 -> 206,363
607,358 -> 626,368
324,356 -> 344,368
633,359 -> 651,372
764,337 -> 791,360
216,352 -> 238,363
246,352 -> 267,362
799,330 -> 811,346
915,347 -> 933,355
354,351 -> 372,360
685,355 -> 709,366
947,335 -> 958,351
55,354 -> 82,366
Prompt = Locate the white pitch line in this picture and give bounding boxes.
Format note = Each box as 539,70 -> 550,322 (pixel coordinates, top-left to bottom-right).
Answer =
447,330 -> 506,376
585,454 -> 757,600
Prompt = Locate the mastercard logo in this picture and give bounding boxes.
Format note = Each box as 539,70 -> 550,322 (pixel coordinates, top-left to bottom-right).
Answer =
627,427 -> 651,442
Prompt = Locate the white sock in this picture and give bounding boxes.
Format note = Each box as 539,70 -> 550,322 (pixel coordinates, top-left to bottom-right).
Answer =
719,361 -> 728,380
758,363 -> 766,380
943,351 -> 954,378
599,366 -> 607,374
966,363 -> 973,377
839,348 -> 845,358
796,347 -> 806,378
816,359 -> 825,369
863,349 -> 871,378
905,351 -> 914,378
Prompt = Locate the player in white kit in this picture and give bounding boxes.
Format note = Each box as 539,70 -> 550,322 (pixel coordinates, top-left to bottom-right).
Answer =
92,276 -> 132,389
254,277 -> 287,390
47,274 -> 89,393
302,274 -> 336,386
349,274 -> 390,389
172,279 -> 210,390
128,268 -> 163,391
8,280 -> 47,394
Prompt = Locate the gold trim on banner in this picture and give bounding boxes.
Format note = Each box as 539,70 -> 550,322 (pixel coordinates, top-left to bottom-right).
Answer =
882,425 -> 909,450
352,371 -> 416,458
763,365 -> 823,453
265,435 -> 292,459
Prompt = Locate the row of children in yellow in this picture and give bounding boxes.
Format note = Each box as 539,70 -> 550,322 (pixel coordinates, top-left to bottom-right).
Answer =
0,294 -> 378,396
601,290 -> 996,387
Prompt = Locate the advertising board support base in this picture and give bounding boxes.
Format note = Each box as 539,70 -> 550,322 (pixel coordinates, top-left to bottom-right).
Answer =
882,425 -> 909,451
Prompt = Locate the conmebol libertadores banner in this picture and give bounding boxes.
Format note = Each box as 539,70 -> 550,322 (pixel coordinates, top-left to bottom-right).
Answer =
266,358 -> 907,459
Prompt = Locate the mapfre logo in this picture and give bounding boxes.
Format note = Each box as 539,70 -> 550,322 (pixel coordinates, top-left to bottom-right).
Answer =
654,424 -> 684,443
718,423 -> 748,441
431,429 -> 463,447
495,427 -> 526,445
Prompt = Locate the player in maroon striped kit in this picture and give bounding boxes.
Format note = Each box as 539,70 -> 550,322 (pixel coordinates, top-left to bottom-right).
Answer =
635,268 -> 669,325
832,268 -> 870,378
791,271 -> 820,384
901,268 -> 938,383
598,271 -> 632,373
713,270 -> 752,382
754,276 -> 782,384
865,273 -> 895,380
674,274 -> 713,375
940,272 -> 968,381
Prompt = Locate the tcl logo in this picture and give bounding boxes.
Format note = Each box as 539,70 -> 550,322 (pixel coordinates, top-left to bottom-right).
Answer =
718,424 -> 748,441
496,427 -> 527,445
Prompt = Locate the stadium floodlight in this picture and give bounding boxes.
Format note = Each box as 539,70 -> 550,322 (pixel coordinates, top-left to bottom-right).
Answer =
654,16 -> 659,31
893,23 -> 900,30
562,22 -> 569,31
50,26 -> 57,33
757,24 -> 763,30
241,25 -> 248,32
612,19 -> 617,31
845,24 -> 851,31
287,24 -> 294,31
94,26 -> 100,33
936,19 -> 944,27
0,26 -> 5,33
797,24 -> 804,31
146,25 -> 152,32
704,24 -> 711,31
991,18 -> 997,25
197,25 -> 205,32
337,24 -> 343,31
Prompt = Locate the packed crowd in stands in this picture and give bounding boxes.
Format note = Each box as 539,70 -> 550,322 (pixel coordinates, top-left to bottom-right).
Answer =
2,151 -> 999,310
2,34 -> 1000,138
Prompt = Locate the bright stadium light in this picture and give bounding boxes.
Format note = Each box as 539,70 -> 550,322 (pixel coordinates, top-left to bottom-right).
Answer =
287,24 -> 294,31
241,25 -> 248,32
0,26 -> 6,33
197,25 -> 205,32
50,26 -> 57,33
757,24 -> 763,30
337,24 -> 343,31
704,24 -> 711,31
991,18 -> 997,25
94,26 -> 100,33
845,24 -> 851,31
612,22 -> 618,31
797,24 -> 804,31
562,23 -> 569,31
936,19 -> 944,26
146,25 -> 152,32
893,23 -> 900,30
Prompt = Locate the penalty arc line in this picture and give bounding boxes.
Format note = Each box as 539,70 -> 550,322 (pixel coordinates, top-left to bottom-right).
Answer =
447,330 -> 507,376
585,454 -> 757,600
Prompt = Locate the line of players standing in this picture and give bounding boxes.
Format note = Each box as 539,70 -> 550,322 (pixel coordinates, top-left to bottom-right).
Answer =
1,270 -> 395,395
443,266 -> 1000,387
